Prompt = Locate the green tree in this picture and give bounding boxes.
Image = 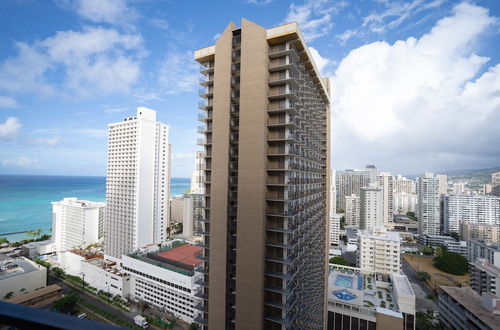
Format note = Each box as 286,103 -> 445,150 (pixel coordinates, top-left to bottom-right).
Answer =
32,229 -> 42,239
329,256 -> 349,266
189,322 -> 199,330
0,237 -> 9,245
3,292 -> 14,300
417,271 -> 431,281
53,293 -> 79,313
25,230 -> 34,240
434,251 -> 469,275
339,216 -> 345,230
406,211 -> 417,221
19,288 -> 26,294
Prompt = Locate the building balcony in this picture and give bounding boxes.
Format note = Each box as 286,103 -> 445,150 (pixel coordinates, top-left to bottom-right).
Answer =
194,302 -> 209,313
198,100 -> 213,110
194,291 -> 208,300
199,88 -> 214,98
200,64 -> 214,74
198,113 -> 212,122
199,75 -> 214,86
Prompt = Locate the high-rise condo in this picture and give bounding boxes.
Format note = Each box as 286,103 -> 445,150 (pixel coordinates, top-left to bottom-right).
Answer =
194,20 -> 330,329
104,107 -> 171,259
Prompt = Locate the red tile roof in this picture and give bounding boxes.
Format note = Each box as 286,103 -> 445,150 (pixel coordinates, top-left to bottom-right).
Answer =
156,244 -> 202,267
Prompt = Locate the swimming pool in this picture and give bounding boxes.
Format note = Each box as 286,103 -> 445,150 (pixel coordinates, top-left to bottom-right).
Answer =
332,289 -> 357,301
335,275 -> 354,289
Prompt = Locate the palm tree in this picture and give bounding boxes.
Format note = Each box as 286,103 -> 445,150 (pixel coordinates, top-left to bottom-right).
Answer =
33,229 -> 42,239
25,230 -> 34,240
19,288 -> 26,294
3,292 -> 14,300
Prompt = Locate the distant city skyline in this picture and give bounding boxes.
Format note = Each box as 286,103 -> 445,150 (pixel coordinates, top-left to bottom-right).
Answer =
0,0 -> 499,177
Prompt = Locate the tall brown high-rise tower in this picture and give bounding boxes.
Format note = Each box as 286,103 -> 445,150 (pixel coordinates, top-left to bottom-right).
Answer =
193,19 -> 330,330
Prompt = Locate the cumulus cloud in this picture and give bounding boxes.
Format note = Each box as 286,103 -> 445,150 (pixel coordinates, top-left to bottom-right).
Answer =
309,46 -> 335,76
284,0 -> 347,41
0,27 -> 142,98
29,136 -> 61,146
158,50 -> 199,94
2,156 -> 42,168
0,96 -> 20,109
0,117 -> 22,139
63,0 -> 137,27
331,2 -> 500,172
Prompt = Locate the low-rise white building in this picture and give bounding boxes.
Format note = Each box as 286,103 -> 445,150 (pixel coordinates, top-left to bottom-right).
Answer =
52,198 -> 105,252
358,227 -> 401,274
444,241 -> 467,257
81,258 -> 130,298
122,242 -> 202,323
0,254 -> 47,299
21,240 -> 56,259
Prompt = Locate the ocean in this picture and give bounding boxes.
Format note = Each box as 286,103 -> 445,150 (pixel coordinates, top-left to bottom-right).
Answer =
0,175 -> 190,242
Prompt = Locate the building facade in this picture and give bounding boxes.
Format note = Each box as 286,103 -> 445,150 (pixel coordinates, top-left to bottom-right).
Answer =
0,255 -> 47,300
417,173 -> 441,236
394,193 -> 417,215
438,286 -> 500,330
190,151 -> 206,195
460,222 -> 500,243
360,186 -> 383,231
492,172 -> 500,197
194,20 -> 330,329
330,214 -> 340,246
378,173 -> 394,229
467,240 -> 500,265
52,198 -> 105,252
469,258 -> 500,297
394,175 -> 415,195
336,169 -> 370,211
104,107 -> 171,259
364,165 -> 379,184
345,194 -> 360,227
358,227 -> 401,274
442,194 -> 500,234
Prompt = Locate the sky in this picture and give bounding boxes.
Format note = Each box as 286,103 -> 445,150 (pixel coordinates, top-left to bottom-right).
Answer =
0,0 -> 499,178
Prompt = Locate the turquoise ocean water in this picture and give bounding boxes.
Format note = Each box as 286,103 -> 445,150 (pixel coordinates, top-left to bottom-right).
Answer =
0,175 -> 190,242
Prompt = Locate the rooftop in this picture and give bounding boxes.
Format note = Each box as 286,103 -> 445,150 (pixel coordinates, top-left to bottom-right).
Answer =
52,197 -> 105,208
0,255 -> 41,281
155,244 -> 203,268
440,286 -> 500,329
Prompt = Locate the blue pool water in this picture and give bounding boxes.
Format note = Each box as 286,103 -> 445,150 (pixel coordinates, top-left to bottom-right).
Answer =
332,289 -> 357,301
357,275 -> 364,290
335,275 -> 354,289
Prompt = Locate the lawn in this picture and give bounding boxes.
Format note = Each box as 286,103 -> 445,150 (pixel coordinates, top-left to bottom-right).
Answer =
403,255 -> 469,290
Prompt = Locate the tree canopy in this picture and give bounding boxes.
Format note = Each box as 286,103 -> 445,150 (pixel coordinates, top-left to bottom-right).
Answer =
329,256 -> 349,266
433,251 -> 468,275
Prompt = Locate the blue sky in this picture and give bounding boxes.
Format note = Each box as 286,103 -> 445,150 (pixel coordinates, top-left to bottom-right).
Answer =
0,0 -> 499,178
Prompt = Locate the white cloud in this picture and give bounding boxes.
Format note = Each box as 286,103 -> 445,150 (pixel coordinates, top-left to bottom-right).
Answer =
0,27 -> 142,98
0,96 -> 20,109
71,0 -> 137,26
172,153 -> 196,159
331,2 -> 500,172
29,136 -> 61,146
2,156 -> 41,168
105,107 -> 127,113
336,29 -> 358,44
284,0 -> 347,41
309,46 -> 335,76
363,0 -> 446,33
245,0 -> 273,5
0,117 -> 22,139
158,50 -> 199,94
74,129 -> 107,138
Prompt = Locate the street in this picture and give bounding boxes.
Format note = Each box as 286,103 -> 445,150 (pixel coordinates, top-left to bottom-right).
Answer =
402,257 -> 437,312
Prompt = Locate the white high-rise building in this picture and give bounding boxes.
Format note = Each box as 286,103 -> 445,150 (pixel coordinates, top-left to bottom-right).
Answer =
360,185 -> 383,231
345,194 -> 360,227
492,172 -> 500,197
377,172 -> 394,229
437,174 -> 448,195
394,175 -> 416,194
329,214 -> 340,246
394,192 -> 418,215
442,194 -> 500,234
182,193 -> 203,238
417,173 -> 441,236
104,107 -> 171,259
452,182 -> 466,194
190,151 -> 205,195
358,226 -> 401,274
52,198 -> 106,252
329,170 -> 336,217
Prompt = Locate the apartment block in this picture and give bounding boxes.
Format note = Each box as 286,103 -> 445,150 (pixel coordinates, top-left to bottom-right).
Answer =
460,222 -> 500,243
442,194 -> 500,234
437,174 -> 448,195
394,175 -> 415,195
336,169 -> 370,211
378,173 -> 394,229
345,194 -> 360,227
122,242 -> 202,323
358,227 -> 401,274
104,107 -> 171,259
0,254 -> 47,300
190,151 -> 205,195
469,258 -> 500,297
182,193 -> 203,238
52,197 -> 105,252
330,214 -> 340,246
327,265 -> 415,330
438,286 -> 500,330
360,185 -> 383,231
393,192 -> 417,215
492,172 -> 500,197
417,173 -> 441,236
467,240 -> 500,264
194,20 -> 330,329
364,165 -> 379,184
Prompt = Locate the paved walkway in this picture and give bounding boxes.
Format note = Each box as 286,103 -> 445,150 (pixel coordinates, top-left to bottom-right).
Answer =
402,258 -> 437,312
